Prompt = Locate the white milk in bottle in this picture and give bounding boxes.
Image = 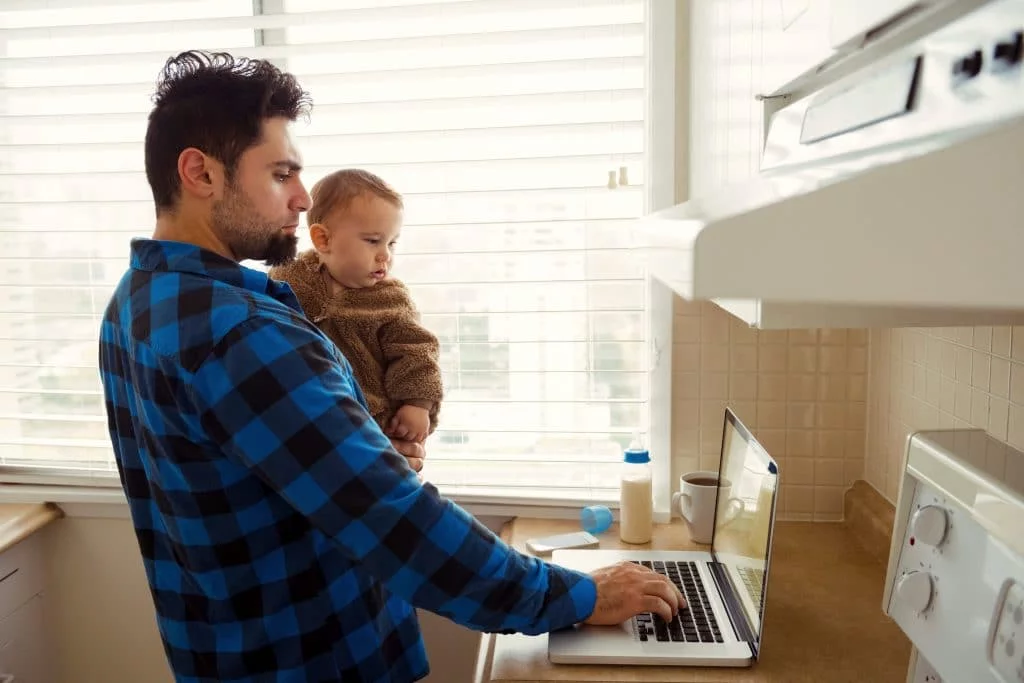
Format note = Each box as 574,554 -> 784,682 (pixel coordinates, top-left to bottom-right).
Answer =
619,435 -> 653,544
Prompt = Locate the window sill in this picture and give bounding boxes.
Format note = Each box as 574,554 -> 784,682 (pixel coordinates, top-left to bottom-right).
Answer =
0,469 -> 616,521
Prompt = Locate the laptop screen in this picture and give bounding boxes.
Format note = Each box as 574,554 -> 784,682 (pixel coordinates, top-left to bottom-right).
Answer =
709,408 -> 779,642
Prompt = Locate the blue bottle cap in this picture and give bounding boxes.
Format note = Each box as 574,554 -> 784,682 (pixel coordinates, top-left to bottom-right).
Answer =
624,448 -> 650,464
623,432 -> 649,463
581,505 -> 613,535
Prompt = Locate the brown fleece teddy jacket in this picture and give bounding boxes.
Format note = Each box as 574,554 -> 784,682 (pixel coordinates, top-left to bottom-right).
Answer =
269,250 -> 443,433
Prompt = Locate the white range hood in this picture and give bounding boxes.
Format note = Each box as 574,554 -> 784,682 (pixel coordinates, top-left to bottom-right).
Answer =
637,0 -> 1024,329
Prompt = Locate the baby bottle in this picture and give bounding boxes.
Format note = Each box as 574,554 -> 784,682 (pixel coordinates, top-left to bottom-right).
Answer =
619,434 -> 653,544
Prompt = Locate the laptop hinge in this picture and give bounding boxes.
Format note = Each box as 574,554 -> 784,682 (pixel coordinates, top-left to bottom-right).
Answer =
707,561 -> 756,649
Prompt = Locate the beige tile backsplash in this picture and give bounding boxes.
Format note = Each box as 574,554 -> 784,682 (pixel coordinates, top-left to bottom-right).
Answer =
670,299 -> 868,520
865,326 -> 1024,504
668,314 -> 1023,517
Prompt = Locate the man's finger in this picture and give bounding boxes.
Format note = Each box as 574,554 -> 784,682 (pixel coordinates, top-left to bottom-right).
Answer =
643,578 -> 681,616
641,595 -> 674,623
646,572 -> 684,608
391,439 -> 426,461
672,582 -> 686,609
657,575 -> 685,609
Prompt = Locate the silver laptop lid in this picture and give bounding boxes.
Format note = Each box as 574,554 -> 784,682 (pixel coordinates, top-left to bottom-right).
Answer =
709,407 -> 779,657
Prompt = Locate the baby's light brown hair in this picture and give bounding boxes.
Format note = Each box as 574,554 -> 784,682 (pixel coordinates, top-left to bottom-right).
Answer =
307,168 -> 404,226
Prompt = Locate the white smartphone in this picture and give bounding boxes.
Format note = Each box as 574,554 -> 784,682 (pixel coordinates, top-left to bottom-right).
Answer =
525,531 -> 600,555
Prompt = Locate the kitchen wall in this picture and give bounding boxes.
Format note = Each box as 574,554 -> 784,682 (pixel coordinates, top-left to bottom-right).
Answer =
865,327 -> 1024,502
678,0 -> 866,520
42,517 -> 172,683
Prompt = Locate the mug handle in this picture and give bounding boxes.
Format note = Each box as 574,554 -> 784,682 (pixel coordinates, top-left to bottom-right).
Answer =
671,491 -> 692,521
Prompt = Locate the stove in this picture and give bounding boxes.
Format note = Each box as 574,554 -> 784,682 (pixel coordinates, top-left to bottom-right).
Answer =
885,429 -> 1024,682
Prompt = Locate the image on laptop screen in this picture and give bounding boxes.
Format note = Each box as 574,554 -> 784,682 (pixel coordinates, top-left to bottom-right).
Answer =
710,409 -> 779,641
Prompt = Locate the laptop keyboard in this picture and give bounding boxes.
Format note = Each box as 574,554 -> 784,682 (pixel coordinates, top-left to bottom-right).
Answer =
738,566 -> 764,611
632,560 -> 723,644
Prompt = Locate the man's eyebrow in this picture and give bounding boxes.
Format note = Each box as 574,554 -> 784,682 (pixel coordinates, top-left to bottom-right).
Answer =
270,160 -> 303,172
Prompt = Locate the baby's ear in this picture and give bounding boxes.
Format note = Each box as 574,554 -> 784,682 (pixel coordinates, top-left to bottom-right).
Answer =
309,223 -> 330,251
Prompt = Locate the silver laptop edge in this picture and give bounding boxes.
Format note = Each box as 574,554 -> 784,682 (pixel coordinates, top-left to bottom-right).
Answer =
712,407 -> 779,660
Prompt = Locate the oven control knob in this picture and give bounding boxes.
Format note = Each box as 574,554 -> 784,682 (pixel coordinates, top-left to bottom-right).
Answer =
909,505 -> 949,547
896,570 -> 934,613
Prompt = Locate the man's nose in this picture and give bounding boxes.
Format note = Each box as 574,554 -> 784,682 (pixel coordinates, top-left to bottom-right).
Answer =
292,183 -> 312,212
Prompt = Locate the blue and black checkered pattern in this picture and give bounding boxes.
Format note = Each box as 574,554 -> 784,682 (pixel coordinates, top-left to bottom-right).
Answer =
98,239 -> 597,683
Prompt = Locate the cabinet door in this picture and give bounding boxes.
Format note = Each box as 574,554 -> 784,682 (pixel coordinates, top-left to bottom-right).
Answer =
0,535 -> 45,621
0,594 -> 51,683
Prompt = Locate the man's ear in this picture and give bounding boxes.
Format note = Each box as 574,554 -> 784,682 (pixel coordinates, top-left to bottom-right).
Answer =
177,148 -> 222,200
309,223 -> 331,252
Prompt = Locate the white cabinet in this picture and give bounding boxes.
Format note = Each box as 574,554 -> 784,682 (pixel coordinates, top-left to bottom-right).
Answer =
0,533 -> 52,683
0,596 -> 50,682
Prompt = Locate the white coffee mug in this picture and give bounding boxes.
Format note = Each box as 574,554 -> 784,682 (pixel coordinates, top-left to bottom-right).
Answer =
671,471 -> 745,544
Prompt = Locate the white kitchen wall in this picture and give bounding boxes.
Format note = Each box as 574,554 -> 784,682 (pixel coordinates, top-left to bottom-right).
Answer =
677,0 -> 866,520
866,327 -> 1024,503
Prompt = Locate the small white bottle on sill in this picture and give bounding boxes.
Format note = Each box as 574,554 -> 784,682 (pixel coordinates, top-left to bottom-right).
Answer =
619,434 -> 653,544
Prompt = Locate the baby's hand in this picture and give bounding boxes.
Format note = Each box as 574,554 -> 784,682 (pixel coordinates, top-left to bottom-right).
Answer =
388,404 -> 431,443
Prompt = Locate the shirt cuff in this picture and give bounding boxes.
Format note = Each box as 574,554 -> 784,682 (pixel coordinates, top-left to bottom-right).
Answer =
540,566 -> 598,632
570,571 -> 598,624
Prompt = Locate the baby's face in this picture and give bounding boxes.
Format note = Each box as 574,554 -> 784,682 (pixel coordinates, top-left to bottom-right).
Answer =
314,193 -> 403,289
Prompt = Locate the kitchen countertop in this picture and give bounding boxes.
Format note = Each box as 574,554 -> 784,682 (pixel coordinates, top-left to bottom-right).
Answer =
475,518 -> 910,683
0,503 -> 62,554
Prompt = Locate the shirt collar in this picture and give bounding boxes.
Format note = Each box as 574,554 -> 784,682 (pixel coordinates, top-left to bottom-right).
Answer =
129,238 -> 299,307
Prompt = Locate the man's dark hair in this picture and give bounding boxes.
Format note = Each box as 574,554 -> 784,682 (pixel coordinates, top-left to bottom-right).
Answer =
144,50 -> 312,214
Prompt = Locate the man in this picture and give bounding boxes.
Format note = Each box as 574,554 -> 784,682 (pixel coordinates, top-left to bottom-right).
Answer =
98,50 -> 683,682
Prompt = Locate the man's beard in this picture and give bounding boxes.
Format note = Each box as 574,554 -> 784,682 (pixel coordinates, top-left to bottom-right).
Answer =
211,184 -> 298,267
262,232 -> 299,267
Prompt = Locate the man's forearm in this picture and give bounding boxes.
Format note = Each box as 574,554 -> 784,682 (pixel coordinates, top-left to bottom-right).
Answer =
396,490 -> 597,634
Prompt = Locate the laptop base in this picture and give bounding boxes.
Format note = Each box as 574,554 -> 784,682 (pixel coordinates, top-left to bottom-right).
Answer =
547,549 -> 755,668
548,626 -> 754,667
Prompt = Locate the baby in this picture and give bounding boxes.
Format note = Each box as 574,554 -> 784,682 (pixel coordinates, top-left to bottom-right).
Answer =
270,169 -> 443,443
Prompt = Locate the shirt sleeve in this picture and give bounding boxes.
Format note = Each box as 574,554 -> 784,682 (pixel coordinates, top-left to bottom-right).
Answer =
188,315 -> 596,635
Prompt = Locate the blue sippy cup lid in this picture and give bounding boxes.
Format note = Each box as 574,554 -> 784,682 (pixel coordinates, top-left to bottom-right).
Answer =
581,505 -> 613,534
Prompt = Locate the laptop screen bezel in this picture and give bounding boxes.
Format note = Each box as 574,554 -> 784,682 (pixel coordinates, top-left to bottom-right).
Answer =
708,407 -> 780,659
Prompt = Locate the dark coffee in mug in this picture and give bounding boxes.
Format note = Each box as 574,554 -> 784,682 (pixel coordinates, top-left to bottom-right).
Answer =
686,476 -> 719,487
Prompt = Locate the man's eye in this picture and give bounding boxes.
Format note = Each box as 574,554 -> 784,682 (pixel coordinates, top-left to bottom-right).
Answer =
275,173 -> 291,182
365,238 -> 380,245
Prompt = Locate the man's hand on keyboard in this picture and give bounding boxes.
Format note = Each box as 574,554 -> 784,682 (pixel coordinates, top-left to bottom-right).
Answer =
583,561 -> 686,625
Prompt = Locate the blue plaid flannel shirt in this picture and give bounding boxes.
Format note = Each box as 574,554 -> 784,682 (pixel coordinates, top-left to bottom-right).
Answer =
98,239 -> 597,683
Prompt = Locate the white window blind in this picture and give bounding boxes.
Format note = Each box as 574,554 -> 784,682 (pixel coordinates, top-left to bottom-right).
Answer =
0,0 -> 651,503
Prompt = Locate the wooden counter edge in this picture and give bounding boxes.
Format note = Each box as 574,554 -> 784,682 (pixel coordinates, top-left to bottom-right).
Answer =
0,502 -> 64,554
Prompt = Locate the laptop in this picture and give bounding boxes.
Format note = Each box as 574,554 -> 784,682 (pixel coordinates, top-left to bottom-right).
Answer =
548,407 -> 779,667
